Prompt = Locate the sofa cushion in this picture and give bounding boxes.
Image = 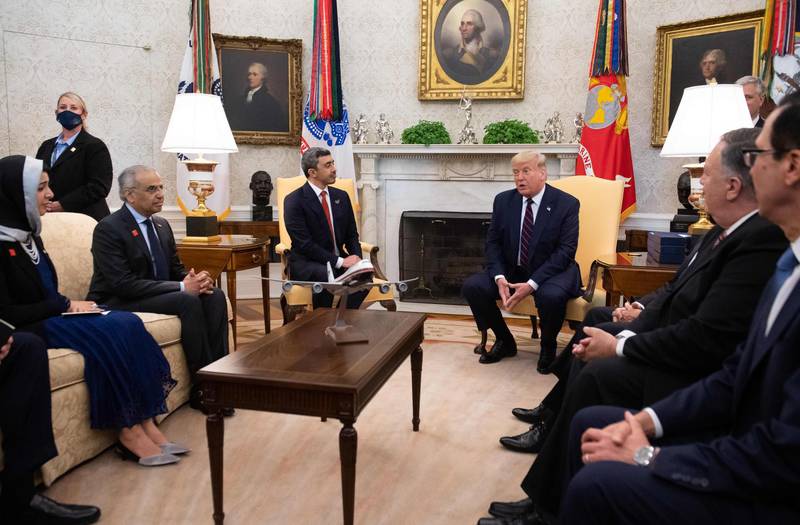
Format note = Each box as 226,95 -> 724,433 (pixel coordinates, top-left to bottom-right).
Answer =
134,312 -> 181,346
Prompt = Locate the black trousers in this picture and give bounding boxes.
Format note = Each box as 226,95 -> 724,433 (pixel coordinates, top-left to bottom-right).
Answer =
462,268 -> 573,352
108,288 -> 229,375
0,333 -> 58,510
521,345 -> 698,514
560,406 -> 799,524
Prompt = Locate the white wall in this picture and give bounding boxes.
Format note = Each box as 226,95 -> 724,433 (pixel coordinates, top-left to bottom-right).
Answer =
0,0 -> 763,217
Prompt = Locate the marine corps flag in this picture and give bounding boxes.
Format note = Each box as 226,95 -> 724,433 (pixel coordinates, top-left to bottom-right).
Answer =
300,0 -> 357,186
575,0 -> 636,219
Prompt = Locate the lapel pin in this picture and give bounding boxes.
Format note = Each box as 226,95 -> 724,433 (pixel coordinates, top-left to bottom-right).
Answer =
8,248 -> 16,257
546,206 -> 551,212
334,199 -> 340,204
70,147 -> 76,152
131,229 -> 139,237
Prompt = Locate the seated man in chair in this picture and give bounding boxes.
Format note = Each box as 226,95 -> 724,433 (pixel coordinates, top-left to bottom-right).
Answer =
462,150 -> 581,369
284,147 -> 367,309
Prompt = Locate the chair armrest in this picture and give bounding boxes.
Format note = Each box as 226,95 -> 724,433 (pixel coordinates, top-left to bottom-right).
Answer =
275,242 -> 289,255
360,242 -> 389,281
580,261 -> 604,303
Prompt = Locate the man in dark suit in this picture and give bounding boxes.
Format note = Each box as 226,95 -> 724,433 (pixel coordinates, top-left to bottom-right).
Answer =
87,165 -> 229,411
225,62 -> 287,133
736,75 -> 766,128
0,333 -> 101,524
559,101 -> 800,524
36,129 -> 112,222
462,150 -> 581,369
284,147 -> 366,309
479,129 -> 788,524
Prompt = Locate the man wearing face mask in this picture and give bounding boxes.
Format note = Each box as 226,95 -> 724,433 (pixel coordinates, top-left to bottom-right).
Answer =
35,92 -> 113,222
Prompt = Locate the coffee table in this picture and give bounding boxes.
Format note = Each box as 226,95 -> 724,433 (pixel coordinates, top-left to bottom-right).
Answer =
197,308 -> 427,525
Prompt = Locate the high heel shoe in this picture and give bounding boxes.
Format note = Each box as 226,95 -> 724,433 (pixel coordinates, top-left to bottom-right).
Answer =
115,443 -> 181,466
160,442 -> 191,455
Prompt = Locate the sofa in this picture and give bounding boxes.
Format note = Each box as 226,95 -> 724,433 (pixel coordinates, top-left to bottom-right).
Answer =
0,212 -> 231,485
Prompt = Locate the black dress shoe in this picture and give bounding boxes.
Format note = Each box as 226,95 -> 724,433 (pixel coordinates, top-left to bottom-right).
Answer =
499,421 -> 549,453
488,497 -> 534,519
477,510 -> 548,525
536,348 -> 556,373
511,404 -> 552,425
479,339 -> 518,364
24,494 -> 100,524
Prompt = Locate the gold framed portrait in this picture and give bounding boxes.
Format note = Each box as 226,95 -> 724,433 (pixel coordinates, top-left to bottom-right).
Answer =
213,34 -> 303,146
419,0 -> 527,100
651,11 -> 764,147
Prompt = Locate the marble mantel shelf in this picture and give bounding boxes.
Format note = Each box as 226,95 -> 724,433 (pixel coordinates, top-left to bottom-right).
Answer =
352,143 -> 579,157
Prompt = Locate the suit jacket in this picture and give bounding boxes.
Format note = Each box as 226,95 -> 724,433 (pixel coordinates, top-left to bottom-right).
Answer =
650,258 -> 800,509
87,206 -> 187,302
36,130 -> 113,222
623,214 -> 787,381
227,87 -> 287,133
283,182 -> 361,280
485,184 -> 581,295
0,237 -> 69,337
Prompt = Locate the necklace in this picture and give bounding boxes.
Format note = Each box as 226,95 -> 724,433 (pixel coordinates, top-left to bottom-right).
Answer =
20,237 -> 40,265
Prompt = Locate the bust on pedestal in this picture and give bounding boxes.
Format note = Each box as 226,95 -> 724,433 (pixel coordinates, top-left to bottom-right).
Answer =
670,170 -> 699,233
250,170 -> 273,221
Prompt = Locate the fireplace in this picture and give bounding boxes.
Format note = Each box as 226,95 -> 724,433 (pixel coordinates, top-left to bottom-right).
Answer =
399,211 -> 492,304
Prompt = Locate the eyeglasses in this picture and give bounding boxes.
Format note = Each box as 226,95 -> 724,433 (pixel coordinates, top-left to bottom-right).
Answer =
742,148 -> 782,168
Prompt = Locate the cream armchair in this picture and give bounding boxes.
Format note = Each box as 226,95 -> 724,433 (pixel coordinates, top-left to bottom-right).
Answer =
275,175 -> 396,323
476,176 -> 624,350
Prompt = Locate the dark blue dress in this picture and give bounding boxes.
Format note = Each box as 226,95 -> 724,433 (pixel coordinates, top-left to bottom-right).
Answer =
35,255 -> 176,429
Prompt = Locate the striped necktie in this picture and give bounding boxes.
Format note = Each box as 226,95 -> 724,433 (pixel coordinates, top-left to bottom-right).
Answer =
519,198 -> 534,265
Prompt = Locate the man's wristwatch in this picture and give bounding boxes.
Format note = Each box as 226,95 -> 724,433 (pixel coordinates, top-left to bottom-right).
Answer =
633,445 -> 657,467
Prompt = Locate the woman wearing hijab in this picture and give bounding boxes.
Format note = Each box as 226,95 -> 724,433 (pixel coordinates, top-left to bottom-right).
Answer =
0,155 -> 186,467
35,92 -> 113,221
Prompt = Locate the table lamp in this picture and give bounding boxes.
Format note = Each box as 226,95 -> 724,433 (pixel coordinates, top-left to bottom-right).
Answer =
660,84 -> 752,234
161,93 -> 238,242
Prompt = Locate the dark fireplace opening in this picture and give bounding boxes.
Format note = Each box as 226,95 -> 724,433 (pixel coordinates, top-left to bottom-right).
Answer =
399,211 -> 492,305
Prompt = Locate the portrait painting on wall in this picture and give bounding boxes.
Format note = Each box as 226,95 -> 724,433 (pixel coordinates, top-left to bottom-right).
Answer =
214,34 -> 302,146
651,11 -> 764,146
419,0 -> 527,100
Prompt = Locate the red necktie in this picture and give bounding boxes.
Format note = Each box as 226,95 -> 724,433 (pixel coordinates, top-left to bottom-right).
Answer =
519,198 -> 534,264
320,190 -> 336,249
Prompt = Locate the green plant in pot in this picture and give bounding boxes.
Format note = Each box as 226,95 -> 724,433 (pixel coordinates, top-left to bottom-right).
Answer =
482,119 -> 539,144
401,121 -> 452,146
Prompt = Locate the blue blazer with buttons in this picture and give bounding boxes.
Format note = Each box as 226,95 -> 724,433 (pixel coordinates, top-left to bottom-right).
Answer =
649,271 -> 800,510
485,184 -> 581,296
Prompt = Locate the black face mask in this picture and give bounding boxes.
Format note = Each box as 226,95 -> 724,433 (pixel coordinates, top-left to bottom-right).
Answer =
56,110 -> 83,130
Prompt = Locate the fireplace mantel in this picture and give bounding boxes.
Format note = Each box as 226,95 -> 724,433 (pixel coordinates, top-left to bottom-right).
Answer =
353,143 -> 579,280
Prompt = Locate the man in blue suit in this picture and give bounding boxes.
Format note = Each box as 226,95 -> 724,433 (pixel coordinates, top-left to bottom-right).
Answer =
559,96 -> 800,524
284,147 -> 367,309
462,151 -> 581,369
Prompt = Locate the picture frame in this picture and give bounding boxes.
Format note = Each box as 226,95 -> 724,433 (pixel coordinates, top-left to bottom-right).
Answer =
651,11 -> 764,147
418,0 -> 527,100
213,34 -> 303,146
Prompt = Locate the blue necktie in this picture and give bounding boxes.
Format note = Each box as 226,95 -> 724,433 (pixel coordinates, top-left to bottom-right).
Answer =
765,248 -> 799,306
144,219 -> 169,281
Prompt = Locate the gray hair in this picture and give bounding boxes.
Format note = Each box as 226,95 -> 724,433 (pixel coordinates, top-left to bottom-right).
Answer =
735,75 -> 765,96
249,62 -> 267,79
719,128 -> 759,197
301,147 -> 331,177
701,49 -> 727,68
117,165 -> 152,200
461,9 -> 486,33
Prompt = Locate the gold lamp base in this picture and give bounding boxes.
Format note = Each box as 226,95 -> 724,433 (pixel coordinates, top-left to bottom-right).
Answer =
183,156 -> 220,242
684,163 -> 714,236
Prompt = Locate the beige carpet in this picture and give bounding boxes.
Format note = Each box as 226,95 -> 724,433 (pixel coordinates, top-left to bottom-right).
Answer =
44,315 -> 567,525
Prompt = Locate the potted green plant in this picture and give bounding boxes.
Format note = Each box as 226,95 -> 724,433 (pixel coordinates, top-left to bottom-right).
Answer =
482,119 -> 539,144
400,120 -> 452,146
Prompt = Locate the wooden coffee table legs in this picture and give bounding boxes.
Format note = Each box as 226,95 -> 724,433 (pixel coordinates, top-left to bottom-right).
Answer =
411,346 -> 423,431
339,420 -> 358,525
207,411 -> 225,525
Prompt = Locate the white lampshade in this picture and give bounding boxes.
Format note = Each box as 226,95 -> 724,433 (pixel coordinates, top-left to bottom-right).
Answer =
660,84 -> 753,158
161,93 -> 238,154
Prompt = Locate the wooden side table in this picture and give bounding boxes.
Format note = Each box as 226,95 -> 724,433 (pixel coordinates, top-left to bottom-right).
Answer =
176,235 -> 270,349
595,252 -> 680,306
218,219 -> 278,238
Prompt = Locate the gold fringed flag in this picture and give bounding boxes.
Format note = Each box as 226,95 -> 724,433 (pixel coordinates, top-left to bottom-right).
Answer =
576,0 -> 636,219
760,0 -> 800,104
